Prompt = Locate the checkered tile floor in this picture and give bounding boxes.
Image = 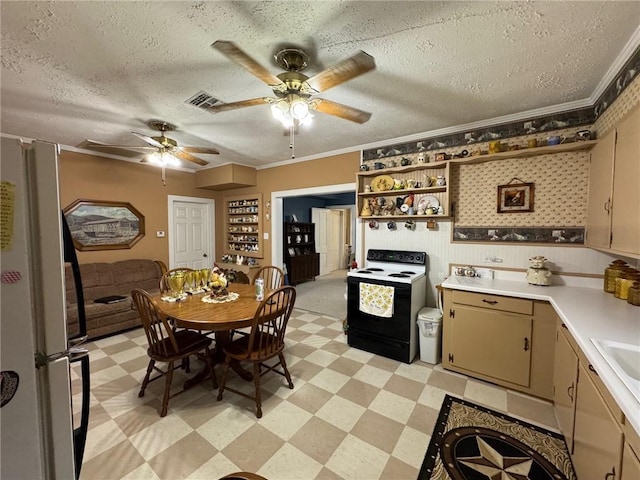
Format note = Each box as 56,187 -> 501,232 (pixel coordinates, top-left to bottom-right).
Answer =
72,308 -> 559,480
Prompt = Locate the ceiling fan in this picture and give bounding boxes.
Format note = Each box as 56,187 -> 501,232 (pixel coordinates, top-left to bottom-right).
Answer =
83,120 -> 219,167
207,40 -> 376,125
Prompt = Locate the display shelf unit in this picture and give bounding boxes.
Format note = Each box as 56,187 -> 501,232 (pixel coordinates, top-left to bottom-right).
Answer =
357,162 -> 450,219
224,194 -> 263,258
356,140 -> 598,220
284,222 -> 319,285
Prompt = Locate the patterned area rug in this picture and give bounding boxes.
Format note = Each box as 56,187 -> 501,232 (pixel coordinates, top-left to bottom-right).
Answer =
419,395 -> 576,480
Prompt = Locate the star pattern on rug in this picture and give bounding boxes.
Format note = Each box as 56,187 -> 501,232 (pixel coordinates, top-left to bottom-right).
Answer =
458,436 -> 533,480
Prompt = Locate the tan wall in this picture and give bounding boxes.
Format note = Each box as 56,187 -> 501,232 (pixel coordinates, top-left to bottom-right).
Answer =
59,151 -> 219,265
216,151 -> 360,265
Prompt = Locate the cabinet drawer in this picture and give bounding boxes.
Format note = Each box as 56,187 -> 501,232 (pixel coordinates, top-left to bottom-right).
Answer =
452,290 -> 533,315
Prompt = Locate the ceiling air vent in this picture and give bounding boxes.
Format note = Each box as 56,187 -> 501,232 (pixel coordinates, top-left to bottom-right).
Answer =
185,91 -> 221,110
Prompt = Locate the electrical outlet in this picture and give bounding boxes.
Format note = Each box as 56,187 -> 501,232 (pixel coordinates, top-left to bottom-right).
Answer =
263,232 -> 269,240
484,256 -> 503,263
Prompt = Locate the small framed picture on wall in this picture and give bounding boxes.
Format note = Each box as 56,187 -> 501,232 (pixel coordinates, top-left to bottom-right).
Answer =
497,182 -> 534,213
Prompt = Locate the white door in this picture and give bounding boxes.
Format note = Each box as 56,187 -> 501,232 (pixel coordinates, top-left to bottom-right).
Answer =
327,210 -> 343,271
169,197 -> 215,269
312,208 -> 343,276
312,208 -> 329,275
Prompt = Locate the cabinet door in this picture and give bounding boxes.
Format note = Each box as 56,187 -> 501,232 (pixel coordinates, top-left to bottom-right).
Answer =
448,306 -> 532,386
622,443 -> 640,480
553,326 -> 578,453
586,129 -> 616,249
611,105 -> 640,256
573,363 -> 623,480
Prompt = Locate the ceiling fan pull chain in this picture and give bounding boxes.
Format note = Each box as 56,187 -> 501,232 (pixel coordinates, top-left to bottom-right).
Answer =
161,165 -> 167,187
289,124 -> 295,159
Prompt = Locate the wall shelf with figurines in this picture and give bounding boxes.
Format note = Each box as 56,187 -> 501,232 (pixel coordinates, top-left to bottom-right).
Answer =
356,162 -> 450,219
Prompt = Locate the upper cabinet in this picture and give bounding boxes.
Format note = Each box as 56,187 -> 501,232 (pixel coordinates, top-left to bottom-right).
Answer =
586,106 -> 640,258
224,193 -> 263,258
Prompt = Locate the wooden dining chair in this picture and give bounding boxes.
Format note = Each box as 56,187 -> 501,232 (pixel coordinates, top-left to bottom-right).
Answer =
252,266 -> 285,289
131,289 -> 217,417
219,473 -> 268,480
217,286 -> 296,418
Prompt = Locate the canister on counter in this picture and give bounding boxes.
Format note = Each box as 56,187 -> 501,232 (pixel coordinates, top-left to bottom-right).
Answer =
627,281 -> 640,306
614,271 -> 640,300
604,260 -> 629,293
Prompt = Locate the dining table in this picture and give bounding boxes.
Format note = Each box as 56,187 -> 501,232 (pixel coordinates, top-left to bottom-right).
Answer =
152,283 -> 261,389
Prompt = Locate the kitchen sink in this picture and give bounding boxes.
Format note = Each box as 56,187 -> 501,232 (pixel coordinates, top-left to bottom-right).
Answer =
591,339 -> 640,403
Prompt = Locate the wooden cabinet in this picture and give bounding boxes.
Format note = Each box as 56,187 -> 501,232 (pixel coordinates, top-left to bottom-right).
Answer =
553,323 -> 579,453
586,105 -> 640,257
357,162 -> 450,219
284,222 -> 319,285
553,322 -> 627,479
442,289 -> 556,399
224,194 -> 262,258
573,361 -> 624,480
622,425 -> 640,480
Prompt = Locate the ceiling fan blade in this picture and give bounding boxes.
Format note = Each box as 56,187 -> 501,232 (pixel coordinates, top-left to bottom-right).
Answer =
305,51 -> 376,93
173,150 -> 209,166
83,140 -> 156,150
212,40 -> 285,88
205,97 -> 269,113
131,132 -> 164,148
180,146 -> 220,155
313,98 -> 372,124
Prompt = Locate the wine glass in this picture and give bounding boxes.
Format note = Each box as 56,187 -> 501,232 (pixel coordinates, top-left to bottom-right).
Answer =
200,268 -> 210,289
184,270 -> 195,292
168,272 -> 186,298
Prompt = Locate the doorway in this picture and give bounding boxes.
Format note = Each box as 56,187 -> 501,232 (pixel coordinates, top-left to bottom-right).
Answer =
271,183 -> 357,275
167,195 -> 215,269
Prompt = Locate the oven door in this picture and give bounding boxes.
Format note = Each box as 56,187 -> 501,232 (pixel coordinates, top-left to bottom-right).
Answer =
346,276 -> 412,340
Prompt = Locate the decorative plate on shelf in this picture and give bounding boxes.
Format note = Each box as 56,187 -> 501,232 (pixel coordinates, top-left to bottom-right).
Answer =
417,195 -> 440,212
370,175 -> 394,192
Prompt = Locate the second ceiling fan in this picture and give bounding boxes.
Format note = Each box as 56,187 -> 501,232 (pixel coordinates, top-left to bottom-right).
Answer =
207,40 -> 376,125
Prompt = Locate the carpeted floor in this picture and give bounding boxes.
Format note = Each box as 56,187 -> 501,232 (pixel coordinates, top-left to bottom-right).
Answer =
292,269 -> 348,320
419,395 -> 576,480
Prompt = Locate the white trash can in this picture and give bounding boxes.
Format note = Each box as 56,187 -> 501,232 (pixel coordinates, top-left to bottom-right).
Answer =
417,307 -> 443,364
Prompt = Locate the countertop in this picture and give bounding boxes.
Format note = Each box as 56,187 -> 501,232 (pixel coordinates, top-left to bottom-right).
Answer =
442,275 -> 640,434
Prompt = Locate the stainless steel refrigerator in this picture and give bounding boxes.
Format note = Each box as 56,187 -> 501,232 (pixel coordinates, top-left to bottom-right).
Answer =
1,138 -> 90,479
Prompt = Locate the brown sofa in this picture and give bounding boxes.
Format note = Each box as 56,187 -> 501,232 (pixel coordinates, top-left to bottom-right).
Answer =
65,259 -> 165,339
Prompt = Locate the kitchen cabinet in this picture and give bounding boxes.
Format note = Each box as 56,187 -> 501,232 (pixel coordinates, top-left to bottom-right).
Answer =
442,289 -> 556,399
553,323 -> 579,453
586,105 -> 640,257
573,361 -> 624,480
224,194 -> 263,258
622,443 -> 640,480
284,222 -> 319,285
357,162 -> 450,219
622,424 -> 640,480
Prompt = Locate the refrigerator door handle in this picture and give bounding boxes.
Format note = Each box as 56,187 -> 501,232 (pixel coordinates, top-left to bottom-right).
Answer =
34,347 -> 90,369
68,335 -> 88,347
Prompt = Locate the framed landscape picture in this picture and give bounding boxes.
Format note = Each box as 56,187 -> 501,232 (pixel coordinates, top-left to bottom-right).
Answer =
63,199 -> 145,251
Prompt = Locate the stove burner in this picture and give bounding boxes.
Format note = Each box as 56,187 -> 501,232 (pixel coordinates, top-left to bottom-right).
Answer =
367,268 -> 384,272
400,271 -> 416,275
356,270 -> 373,274
388,273 -> 410,278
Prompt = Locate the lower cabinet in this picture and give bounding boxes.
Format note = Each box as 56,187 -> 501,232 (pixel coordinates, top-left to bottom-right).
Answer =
286,253 -> 320,285
573,362 -> 623,479
443,289 -> 556,399
553,324 -> 579,453
622,443 -> 640,480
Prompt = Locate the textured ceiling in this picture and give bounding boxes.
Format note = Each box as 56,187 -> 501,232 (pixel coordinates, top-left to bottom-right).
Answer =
2,1 -> 639,170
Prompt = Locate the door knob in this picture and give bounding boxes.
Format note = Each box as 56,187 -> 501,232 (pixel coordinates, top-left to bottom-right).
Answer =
203,253 -> 208,258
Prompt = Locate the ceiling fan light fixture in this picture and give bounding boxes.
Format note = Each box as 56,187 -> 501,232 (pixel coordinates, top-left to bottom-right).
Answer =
147,151 -> 180,167
290,96 -> 310,120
